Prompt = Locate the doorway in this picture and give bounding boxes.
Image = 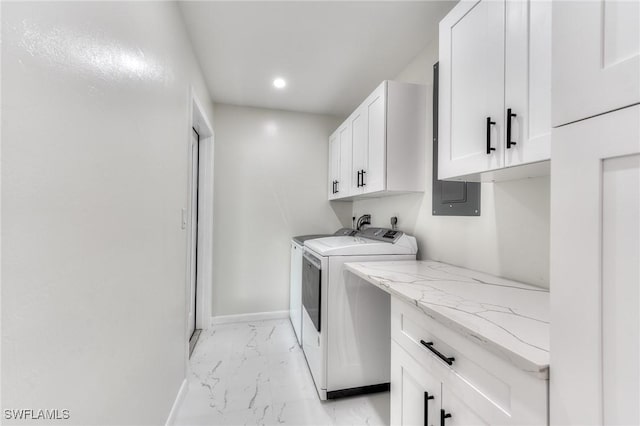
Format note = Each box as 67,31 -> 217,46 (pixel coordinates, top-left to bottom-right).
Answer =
186,91 -> 214,360
188,127 -> 201,356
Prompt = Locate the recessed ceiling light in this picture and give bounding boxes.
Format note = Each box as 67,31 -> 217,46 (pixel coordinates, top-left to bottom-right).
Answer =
273,78 -> 286,89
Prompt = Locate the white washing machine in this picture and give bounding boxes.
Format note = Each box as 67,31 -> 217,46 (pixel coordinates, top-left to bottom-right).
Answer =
301,228 -> 417,400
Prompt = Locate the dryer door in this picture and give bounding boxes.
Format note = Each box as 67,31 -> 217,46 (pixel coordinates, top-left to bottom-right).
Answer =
302,252 -> 322,332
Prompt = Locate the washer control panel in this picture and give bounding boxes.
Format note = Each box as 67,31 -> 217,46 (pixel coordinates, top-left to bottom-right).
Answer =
357,227 -> 404,243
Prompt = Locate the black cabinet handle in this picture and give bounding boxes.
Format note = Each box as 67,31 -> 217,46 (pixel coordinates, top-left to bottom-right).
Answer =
486,117 -> 496,154
335,180 -> 339,194
356,170 -> 361,187
424,392 -> 435,426
507,108 -> 517,149
420,340 -> 455,365
332,180 -> 335,194
361,170 -> 366,186
440,410 -> 452,426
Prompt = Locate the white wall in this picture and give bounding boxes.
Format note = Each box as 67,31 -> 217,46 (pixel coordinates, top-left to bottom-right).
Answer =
1,2 -> 213,424
211,104 -> 349,316
352,40 -> 551,288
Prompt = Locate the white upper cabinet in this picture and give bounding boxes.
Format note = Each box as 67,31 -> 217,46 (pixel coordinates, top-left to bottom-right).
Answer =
364,84 -> 386,194
439,0 -> 506,179
338,123 -> 352,197
350,104 -> 368,196
552,0 -> 640,127
328,81 -> 426,201
328,132 -> 340,200
504,0 -> 551,168
328,123 -> 352,200
439,0 -> 551,181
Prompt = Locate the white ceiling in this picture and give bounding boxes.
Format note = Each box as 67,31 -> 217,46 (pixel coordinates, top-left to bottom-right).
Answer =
178,1 -> 455,117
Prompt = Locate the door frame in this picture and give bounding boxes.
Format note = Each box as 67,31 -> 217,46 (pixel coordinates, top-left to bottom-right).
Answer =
185,89 -> 214,354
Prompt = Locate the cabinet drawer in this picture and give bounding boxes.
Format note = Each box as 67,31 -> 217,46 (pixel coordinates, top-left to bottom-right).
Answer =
391,297 -> 547,425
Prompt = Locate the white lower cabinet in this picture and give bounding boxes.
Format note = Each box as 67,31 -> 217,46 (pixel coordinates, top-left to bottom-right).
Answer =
390,297 -> 547,426
391,341 -> 441,426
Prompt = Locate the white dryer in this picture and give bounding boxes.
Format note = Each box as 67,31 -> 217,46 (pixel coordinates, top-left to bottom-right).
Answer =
302,228 -> 417,400
290,229 -> 355,345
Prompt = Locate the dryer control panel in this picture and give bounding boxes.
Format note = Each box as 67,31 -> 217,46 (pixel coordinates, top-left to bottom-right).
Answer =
357,227 -> 404,243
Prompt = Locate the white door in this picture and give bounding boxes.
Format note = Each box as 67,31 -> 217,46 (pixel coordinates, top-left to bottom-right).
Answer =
328,133 -> 340,199
188,128 -> 199,341
390,341 -> 442,426
439,0 -> 505,180
364,83 -> 386,194
550,104 -> 640,425
504,0 -> 551,167
552,0 -> 640,127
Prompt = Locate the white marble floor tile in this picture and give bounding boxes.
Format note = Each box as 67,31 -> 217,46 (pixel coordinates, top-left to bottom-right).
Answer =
174,319 -> 390,426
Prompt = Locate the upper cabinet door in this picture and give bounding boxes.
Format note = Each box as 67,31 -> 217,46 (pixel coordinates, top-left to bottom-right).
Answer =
552,0 -> 640,127
364,83 -> 386,194
350,107 -> 367,195
338,122 -> 352,197
439,0 -> 506,180
328,133 -> 340,200
504,0 -> 551,168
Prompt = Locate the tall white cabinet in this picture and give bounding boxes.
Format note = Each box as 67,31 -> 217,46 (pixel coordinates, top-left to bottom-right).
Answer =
438,0 -> 551,181
552,0 -> 640,127
551,104 -> 640,426
328,81 -> 426,200
550,1 -> 640,424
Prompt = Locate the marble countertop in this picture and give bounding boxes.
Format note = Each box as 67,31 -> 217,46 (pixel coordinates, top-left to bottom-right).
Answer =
344,260 -> 549,378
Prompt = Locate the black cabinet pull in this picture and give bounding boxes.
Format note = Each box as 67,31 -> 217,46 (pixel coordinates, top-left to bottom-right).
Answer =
335,180 -> 339,194
420,340 -> 455,365
332,180 -> 335,194
356,170 -> 361,187
486,117 -> 496,154
361,170 -> 366,186
424,392 -> 435,426
440,409 -> 452,426
507,108 -> 517,149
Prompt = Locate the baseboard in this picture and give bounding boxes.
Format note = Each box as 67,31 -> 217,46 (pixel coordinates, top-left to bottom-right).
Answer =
165,378 -> 188,426
210,310 -> 289,325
